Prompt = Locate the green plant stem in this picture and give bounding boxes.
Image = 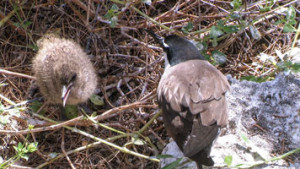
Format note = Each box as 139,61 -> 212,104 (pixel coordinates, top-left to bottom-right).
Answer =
30,110 -> 160,167
0,9 -> 17,27
61,117 -> 158,163
35,141 -> 104,168
1,144 -> 31,168
268,147 -> 300,162
72,126 -> 160,162
138,110 -> 162,134
0,93 -> 16,105
131,6 -> 174,32
0,155 -> 14,168
110,0 -> 125,5
135,110 -> 162,155
291,23 -> 300,48
36,130 -> 133,168
234,147 -> 300,168
80,108 -> 126,135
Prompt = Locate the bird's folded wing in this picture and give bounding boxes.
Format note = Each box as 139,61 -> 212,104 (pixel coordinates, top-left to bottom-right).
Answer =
157,60 -> 230,126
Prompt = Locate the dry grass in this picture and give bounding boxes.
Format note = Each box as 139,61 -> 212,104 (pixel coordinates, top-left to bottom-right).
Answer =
0,0 -> 299,168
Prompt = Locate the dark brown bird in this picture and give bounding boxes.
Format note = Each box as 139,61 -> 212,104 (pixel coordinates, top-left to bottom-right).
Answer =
32,34 -> 97,107
148,32 -> 229,169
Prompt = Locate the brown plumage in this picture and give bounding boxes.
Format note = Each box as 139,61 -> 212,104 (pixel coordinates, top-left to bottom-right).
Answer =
32,34 -> 97,106
149,33 -> 230,169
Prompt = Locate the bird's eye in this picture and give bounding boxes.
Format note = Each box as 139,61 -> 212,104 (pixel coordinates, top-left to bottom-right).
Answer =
70,73 -> 77,83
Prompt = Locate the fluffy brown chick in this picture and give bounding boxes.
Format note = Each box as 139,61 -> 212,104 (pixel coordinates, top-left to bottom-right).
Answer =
32,34 -> 97,106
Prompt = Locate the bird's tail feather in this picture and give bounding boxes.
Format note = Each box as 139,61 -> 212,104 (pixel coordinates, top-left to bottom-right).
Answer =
190,150 -> 214,168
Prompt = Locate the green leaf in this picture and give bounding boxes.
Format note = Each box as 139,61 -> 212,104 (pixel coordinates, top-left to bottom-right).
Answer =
14,142 -> 24,153
182,22 -> 193,34
279,6 -> 297,33
0,102 -> 4,113
0,115 -> 10,125
274,19 -> 283,25
283,24 -> 295,32
212,50 -> 227,65
196,41 -> 207,52
259,6 -> 271,12
104,4 -> 119,19
111,4 -> 119,11
64,105 -> 78,119
259,0 -> 274,12
13,146 -> 18,153
210,26 -> 223,47
277,61 -> 288,70
289,19 -> 296,25
162,158 -> 183,169
216,20 -> 239,33
230,0 -> 242,10
27,142 -> 38,153
224,155 -> 233,166
49,152 -> 58,158
212,38 -> 218,47
240,133 -> 249,143
0,83 -> 8,87
229,12 -> 241,19
156,154 -> 174,159
203,53 -> 210,61
30,101 -> 45,115
286,6 -> 296,21
18,142 -> 24,150
91,111 -> 97,117
210,26 -> 223,38
216,20 -> 225,27
223,25 -> 239,33
277,61 -> 300,72
291,63 -> 300,72
28,124 -> 34,130
90,94 -> 104,106
29,44 -> 39,51
240,75 -> 273,83
249,25 -> 261,40
20,153 -> 29,161
234,163 -> 250,168
109,16 -> 118,28
22,21 -> 32,29
131,135 -> 146,146
12,22 -> 21,28
277,61 -> 288,71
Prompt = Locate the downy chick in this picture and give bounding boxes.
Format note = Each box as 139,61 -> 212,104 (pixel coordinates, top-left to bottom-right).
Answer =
32,34 -> 97,107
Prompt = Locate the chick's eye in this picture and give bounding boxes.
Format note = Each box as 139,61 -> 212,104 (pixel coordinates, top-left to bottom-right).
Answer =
70,73 -> 77,83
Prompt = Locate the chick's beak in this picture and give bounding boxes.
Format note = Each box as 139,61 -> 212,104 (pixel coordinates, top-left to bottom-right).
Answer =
62,83 -> 73,107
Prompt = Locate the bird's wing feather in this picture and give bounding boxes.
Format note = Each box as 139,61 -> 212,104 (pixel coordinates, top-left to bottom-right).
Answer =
157,60 -> 230,126
157,60 -> 229,158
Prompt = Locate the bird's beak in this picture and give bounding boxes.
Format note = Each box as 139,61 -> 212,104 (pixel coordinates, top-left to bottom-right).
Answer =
62,83 -> 73,107
144,29 -> 169,49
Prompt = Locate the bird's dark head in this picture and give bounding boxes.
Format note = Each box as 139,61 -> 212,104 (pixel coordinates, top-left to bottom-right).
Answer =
145,30 -> 204,67
164,35 -> 205,66
60,70 -> 77,107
